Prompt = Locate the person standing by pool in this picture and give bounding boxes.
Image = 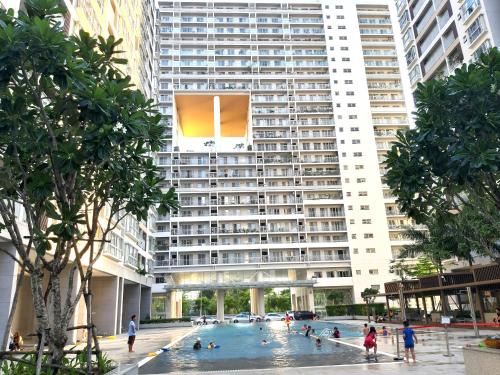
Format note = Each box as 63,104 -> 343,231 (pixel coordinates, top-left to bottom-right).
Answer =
363,326 -> 377,360
128,315 -> 137,353
402,321 -> 418,363
362,323 -> 369,336
284,313 -> 292,332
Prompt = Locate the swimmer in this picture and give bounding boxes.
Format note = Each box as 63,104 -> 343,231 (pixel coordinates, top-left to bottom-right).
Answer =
332,327 -> 340,338
208,342 -> 215,349
382,326 -> 389,336
316,338 -> 322,347
261,339 -> 269,345
193,338 -> 202,350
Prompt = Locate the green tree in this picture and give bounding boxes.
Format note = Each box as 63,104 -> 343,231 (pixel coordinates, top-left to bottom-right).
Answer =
326,290 -> 345,305
407,257 -> 438,277
385,48 -> 500,262
389,259 -> 413,281
361,288 -> 379,323
265,289 -> 291,312
0,1 -> 178,370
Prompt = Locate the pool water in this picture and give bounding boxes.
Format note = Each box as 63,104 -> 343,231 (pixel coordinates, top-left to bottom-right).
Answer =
139,321 -> 388,373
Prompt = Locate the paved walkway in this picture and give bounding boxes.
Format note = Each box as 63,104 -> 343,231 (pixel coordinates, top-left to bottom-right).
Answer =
96,326 -> 195,371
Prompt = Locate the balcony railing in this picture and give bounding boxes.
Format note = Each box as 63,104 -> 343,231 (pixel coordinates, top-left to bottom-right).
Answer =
155,254 -> 351,268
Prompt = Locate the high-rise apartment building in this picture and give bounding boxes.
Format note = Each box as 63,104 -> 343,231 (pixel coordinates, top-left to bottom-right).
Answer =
396,0 -> 500,91
151,0 -> 416,319
0,0 -> 157,346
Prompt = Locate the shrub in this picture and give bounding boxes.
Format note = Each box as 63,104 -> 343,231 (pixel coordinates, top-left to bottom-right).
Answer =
326,303 -> 385,316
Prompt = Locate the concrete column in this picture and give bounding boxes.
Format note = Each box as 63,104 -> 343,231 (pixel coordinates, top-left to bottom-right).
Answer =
140,286 -> 152,321
169,290 -> 182,318
216,289 -> 225,322
92,276 -> 120,336
307,288 -> 315,313
116,277 -> 123,334
122,282 -> 141,333
214,96 -> 221,151
250,288 -> 265,316
0,244 -> 19,349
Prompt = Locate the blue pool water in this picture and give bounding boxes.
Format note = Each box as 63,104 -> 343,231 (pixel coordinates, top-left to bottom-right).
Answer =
139,321 -> 387,373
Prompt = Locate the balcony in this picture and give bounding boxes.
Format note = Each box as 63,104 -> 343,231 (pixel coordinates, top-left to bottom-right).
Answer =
155,253 -> 351,269
460,0 -> 481,23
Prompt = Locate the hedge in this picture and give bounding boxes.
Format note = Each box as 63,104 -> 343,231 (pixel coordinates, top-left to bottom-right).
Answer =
140,317 -> 191,324
326,303 -> 385,316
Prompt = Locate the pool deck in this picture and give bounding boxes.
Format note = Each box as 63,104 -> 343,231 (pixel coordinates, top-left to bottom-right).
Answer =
96,326 -> 196,372
101,320 -> 496,375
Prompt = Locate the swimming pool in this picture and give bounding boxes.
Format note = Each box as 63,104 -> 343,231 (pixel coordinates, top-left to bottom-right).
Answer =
139,321 -> 389,373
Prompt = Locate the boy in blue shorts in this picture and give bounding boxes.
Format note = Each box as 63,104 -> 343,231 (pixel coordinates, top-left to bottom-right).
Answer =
402,321 -> 418,362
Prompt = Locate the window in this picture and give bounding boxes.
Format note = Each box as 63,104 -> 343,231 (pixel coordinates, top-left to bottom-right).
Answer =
336,103 -> 341,108
359,191 -> 368,196
351,234 -> 357,239
328,25 -> 332,29
354,152 -> 362,157
326,271 -> 335,277
356,270 -> 362,275
332,68 -> 337,72
355,165 -> 364,170
352,139 -> 361,144
342,152 -> 347,157
345,178 -> 350,183
346,91 -> 354,96
369,269 -> 379,275
338,270 -> 352,277
343,165 -> 348,170
346,192 -> 351,197
330,57 -> 336,61
339,36 -> 347,40
360,205 -> 370,210
313,271 -> 323,278
348,205 -> 353,210
350,219 -> 355,224
327,15 -> 331,19
349,115 -> 358,119
337,15 -> 344,19
340,140 -> 345,144
357,178 -> 366,183
371,284 -> 380,291
342,58 -> 350,62
351,127 -> 359,132
353,248 -> 358,254
347,103 -> 356,107
339,127 -> 344,132
329,36 -> 333,40
345,80 -> 353,84
340,46 -> 349,51
336,5 -> 343,9
338,26 -> 346,29
330,46 -> 334,50
364,233 -> 374,238
366,248 -> 376,253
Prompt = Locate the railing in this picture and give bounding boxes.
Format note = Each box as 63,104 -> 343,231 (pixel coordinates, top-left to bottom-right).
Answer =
155,254 -> 351,268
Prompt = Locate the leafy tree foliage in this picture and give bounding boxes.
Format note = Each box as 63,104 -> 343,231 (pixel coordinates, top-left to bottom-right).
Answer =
265,289 -> 291,312
0,0 -> 178,369
386,48 -> 500,263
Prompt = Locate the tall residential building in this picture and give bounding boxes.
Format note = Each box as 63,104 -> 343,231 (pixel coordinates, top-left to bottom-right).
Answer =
0,0 -> 157,346
151,0 -> 416,319
395,0 -> 500,91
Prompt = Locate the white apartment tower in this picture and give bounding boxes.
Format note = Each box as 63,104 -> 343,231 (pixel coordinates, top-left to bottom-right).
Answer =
396,0 -> 500,91
152,0 -> 415,318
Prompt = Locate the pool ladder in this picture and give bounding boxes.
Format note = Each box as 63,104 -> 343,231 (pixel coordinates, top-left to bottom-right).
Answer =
318,328 -> 333,337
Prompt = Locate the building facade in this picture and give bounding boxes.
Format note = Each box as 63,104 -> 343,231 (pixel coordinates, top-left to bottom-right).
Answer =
395,0 -> 500,91
0,0 -> 157,346
152,0 -> 416,318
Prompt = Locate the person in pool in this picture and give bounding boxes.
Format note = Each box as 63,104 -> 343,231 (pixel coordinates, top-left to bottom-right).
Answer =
316,338 -> 322,347
193,338 -> 202,350
261,339 -> 269,345
208,342 -> 215,349
332,327 -> 340,338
